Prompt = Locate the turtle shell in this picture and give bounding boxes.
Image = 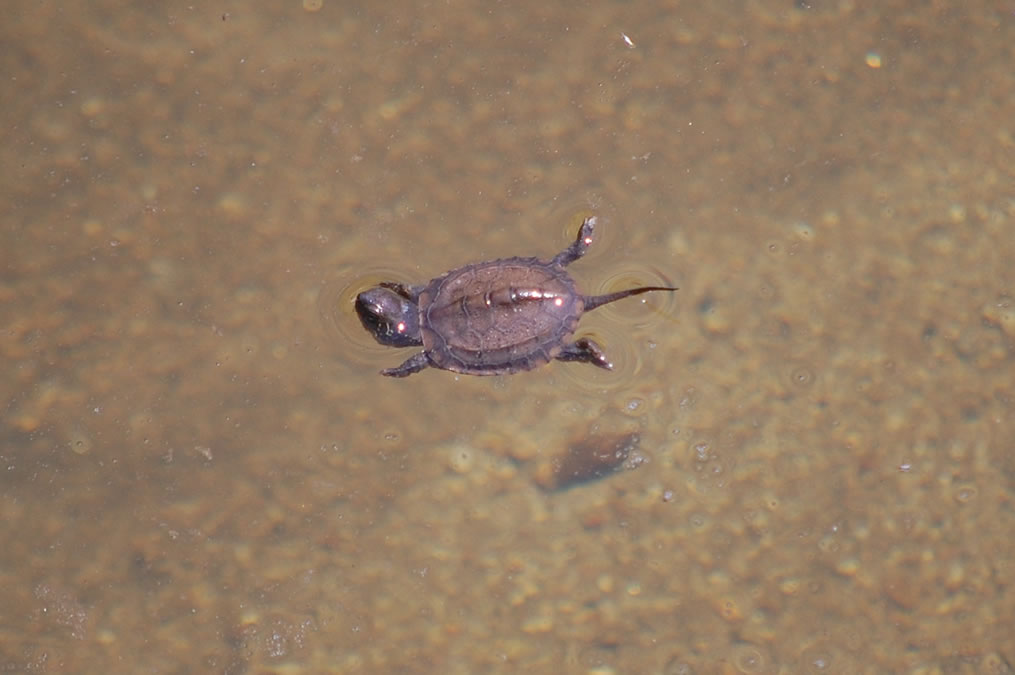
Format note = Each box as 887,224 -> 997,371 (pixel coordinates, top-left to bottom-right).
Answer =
418,256 -> 584,375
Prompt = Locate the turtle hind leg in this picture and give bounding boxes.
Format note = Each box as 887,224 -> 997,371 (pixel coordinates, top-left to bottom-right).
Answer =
381,351 -> 430,377
550,216 -> 597,267
555,337 -> 613,370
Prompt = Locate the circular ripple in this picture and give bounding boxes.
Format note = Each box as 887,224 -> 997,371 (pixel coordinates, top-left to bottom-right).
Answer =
787,362 -> 817,389
317,264 -> 417,370
589,264 -> 681,326
554,264 -> 678,391
731,644 -> 767,673
555,321 -> 647,392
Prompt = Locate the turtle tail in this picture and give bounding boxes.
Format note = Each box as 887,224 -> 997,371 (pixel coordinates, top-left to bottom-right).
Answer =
583,286 -> 677,311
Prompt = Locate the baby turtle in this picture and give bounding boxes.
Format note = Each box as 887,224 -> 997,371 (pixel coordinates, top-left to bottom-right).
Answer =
355,216 -> 676,377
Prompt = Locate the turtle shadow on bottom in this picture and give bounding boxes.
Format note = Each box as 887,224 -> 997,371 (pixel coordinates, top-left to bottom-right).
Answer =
354,216 -> 677,377
532,432 -> 642,491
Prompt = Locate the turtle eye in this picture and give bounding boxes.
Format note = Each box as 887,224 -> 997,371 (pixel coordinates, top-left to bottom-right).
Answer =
355,287 -> 420,347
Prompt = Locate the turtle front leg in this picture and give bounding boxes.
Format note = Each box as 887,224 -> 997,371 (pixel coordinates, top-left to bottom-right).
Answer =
555,337 -> 613,370
381,351 -> 431,377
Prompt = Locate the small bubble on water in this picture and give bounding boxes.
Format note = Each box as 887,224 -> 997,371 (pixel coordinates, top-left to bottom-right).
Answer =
448,445 -> 475,474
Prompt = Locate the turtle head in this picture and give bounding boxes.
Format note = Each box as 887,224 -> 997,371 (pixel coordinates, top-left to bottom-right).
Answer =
355,283 -> 422,347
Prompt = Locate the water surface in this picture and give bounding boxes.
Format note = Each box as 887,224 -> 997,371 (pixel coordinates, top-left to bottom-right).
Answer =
1,1 -> 1013,671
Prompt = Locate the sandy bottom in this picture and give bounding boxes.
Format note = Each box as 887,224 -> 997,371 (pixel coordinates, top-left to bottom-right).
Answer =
1,1 -> 1012,672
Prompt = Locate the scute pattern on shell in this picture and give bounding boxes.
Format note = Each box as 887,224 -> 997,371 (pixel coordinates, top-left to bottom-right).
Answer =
420,257 -> 585,374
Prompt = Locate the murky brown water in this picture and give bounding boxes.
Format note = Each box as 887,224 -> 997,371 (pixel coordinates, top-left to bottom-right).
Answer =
2,1 -> 1013,672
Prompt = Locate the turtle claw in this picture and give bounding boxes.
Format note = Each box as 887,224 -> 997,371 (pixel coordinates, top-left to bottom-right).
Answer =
555,337 -> 613,370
